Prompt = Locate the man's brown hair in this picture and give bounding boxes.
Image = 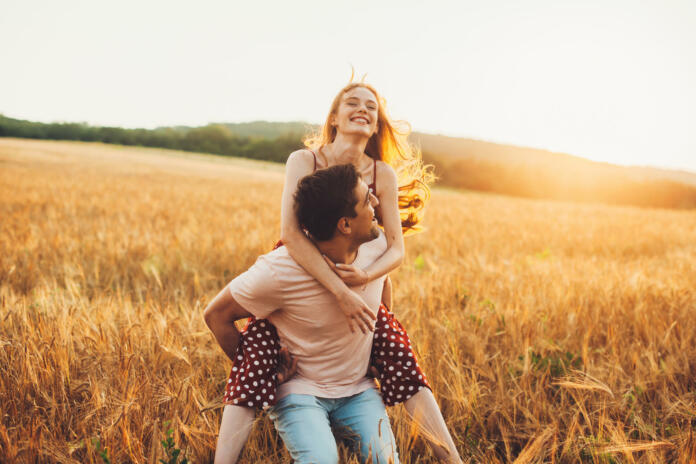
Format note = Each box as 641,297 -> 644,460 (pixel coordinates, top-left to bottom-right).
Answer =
293,164 -> 360,241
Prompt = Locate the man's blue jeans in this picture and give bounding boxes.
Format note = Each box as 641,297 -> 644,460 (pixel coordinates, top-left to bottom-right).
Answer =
268,388 -> 400,464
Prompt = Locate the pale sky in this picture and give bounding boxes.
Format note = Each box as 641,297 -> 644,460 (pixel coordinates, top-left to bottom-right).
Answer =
2,0 -> 695,172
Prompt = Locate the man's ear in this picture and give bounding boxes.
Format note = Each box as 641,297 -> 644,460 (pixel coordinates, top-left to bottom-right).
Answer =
336,217 -> 351,235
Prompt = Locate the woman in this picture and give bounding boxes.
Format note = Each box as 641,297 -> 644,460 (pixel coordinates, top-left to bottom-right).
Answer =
214,81 -> 461,463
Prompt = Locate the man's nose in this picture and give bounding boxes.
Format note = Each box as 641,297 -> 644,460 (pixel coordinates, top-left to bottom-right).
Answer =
370,192 -> 379,207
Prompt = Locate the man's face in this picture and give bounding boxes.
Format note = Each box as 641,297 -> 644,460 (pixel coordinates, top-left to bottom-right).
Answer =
347,179 -> 380,245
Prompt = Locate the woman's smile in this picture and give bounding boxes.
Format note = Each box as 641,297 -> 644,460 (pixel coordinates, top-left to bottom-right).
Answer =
351,116 -> 370,125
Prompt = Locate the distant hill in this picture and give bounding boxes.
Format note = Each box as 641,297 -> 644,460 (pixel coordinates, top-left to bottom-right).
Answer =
412,133 -> 696,208
413,132 -> 696,188
2,115 -> 696,209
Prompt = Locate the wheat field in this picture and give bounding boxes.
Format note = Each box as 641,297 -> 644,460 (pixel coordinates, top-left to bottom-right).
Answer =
1,138 -> 695,463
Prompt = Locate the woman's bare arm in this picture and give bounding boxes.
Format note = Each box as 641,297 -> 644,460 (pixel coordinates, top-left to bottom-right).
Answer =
332,162 -> 405,285
381,275 -> 393,310
280,149 -> 375,333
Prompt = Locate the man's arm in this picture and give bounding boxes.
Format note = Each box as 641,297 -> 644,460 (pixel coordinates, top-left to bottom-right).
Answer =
203,287 -> 253,361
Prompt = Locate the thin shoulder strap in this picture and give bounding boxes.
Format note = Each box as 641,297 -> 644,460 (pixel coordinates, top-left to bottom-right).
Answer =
308,150 -> 317,172
371,158 -> 377,192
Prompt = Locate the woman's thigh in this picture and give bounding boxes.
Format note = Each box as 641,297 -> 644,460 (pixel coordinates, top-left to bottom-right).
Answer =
268,394 -> 339,464
331,388 -> 400,464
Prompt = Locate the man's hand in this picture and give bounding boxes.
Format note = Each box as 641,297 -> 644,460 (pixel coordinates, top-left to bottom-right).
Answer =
276,347 -> 298,384
366,363 -> 381,379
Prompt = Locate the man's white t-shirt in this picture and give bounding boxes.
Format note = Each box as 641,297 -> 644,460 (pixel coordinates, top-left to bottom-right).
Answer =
227,232 -> 388,400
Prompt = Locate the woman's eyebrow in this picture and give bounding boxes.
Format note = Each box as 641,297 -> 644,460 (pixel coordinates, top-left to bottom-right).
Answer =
345,96 -> 377,105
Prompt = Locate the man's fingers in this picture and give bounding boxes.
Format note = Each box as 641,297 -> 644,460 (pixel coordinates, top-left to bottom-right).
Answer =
277,347 -> 298,385
280,347 -> 291,366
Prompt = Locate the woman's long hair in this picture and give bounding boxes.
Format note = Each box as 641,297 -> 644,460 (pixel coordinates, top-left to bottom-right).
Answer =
304,81 -> 434,235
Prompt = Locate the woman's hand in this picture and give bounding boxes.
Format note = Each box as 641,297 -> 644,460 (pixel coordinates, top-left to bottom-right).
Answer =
323,255 -> 370,286
335,290 -> 376,334
333,286 -> 376,334
322,255 -> 375,332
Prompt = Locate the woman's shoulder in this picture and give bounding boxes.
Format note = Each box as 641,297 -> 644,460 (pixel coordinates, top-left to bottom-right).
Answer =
374,160 -> 398,192
285,149 -> 319,174
287,148 -> 315,164
375,159 -> 395,174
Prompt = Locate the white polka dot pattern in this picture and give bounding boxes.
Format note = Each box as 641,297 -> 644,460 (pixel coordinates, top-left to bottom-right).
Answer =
370,303 -> 430,405
222,318 -> 279,410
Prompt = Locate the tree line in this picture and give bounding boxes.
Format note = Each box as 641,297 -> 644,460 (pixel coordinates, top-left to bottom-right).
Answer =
0,115 -> 303,163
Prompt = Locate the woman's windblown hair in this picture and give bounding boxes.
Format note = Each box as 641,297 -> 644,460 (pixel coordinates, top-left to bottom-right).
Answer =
304,79 -> 434,236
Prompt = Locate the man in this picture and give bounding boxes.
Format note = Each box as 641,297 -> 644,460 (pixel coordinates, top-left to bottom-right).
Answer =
204,164 -> 398,463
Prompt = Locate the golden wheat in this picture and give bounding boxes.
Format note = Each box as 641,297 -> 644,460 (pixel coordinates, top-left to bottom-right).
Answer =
1,138 -> 695,463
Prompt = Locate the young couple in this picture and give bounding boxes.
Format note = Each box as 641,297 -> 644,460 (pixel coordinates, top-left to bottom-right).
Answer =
204,82 -> 461,463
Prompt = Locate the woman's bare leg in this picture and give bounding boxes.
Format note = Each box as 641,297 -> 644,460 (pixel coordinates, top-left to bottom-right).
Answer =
214,405 -> 255,464
403,389 -> 462,463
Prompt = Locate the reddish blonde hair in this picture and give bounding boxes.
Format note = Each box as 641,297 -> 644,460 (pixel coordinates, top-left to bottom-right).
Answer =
304,81 -> 433,235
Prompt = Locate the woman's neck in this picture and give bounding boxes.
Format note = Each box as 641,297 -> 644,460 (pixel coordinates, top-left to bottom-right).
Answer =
325,133 -> 370,167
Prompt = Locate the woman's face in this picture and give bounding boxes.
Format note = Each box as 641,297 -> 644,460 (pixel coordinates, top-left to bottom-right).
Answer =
332,87 -> 379,139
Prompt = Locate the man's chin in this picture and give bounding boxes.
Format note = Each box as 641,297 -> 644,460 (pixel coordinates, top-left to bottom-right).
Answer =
356,226 -> 381,245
